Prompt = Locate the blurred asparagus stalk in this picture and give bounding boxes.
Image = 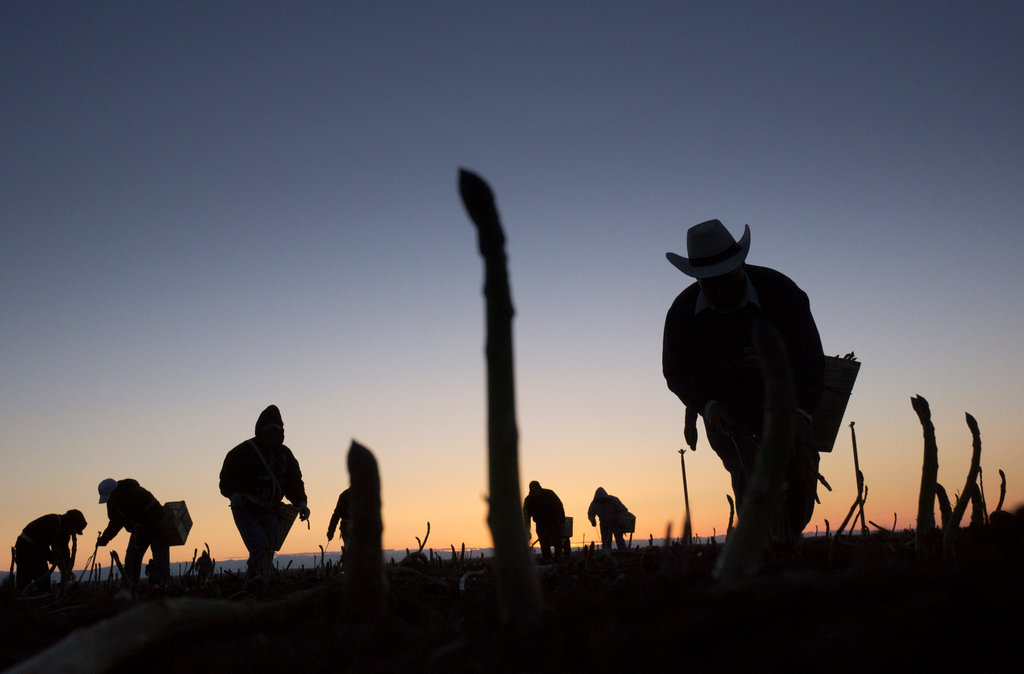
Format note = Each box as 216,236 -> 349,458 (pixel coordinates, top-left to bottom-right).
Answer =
458,168 -> 542,627
713,321 -> 795,581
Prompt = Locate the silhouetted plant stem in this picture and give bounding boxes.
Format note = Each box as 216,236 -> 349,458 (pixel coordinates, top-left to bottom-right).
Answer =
996,469 -> 1006,511
458,168 -> 542,627
828,489 -> 865,563
967,483 -> 985,527
679,448 -> 692,546
832,497 -> 860,541
911,395 -> 938,560
935,484 -> 952,527
347,439 -> 386,615
415,522 -> 430,553
713,321 -> 795,581
849,422 -> 868,534
109,550 -> 126,589
943,413 -> 983,558
977,466 -> 988,525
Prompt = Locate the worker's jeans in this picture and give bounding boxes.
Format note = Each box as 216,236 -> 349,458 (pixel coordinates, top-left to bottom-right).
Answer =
536,523 -> 564,563
14,539 -> 49,591
600,524 -> 627,551
230,493 -> 280,577
705,409 -> 819,541
125,526 -> 170,585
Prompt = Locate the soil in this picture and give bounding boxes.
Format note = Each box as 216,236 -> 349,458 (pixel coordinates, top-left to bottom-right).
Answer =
2,516 -> 1022,673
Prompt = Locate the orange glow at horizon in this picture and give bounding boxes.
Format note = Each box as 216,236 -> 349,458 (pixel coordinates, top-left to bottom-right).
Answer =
5,412 -> 1017,572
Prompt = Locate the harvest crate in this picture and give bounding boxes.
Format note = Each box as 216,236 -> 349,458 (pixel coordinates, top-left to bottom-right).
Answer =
275,503 -> 299,551
159,501 -> 192,546
813,356 -> 861,453
561,516 -> 573,538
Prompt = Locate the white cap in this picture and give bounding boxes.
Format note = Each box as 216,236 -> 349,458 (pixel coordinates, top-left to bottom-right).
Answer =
98,478 -> 117,504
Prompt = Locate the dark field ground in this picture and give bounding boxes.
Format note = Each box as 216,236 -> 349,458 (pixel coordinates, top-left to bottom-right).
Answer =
3,515 -> 1023,673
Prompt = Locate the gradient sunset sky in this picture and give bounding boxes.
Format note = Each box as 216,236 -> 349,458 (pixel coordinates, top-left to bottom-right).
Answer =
3,1 -> 1022,570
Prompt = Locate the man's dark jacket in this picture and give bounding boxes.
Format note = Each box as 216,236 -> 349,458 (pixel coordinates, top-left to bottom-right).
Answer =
662,264 -> 825,429
19,514 -> 74,565
523,488 -> 565,534
98,479 -> 165,545
328,489 -> 351,541
219,440 -> 307,509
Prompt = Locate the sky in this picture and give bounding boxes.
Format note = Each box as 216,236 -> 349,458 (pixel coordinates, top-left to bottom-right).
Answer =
2,1 -> 1022,571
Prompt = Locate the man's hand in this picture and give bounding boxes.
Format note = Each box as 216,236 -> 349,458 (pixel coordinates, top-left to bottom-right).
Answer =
684,425 -> 698,450
298,503 -> 311,522
684,406 -> 699,450
96,533 -> 108,547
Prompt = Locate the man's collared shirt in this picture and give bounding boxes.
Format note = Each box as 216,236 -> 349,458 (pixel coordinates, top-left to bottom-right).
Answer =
694,272 -> 760,315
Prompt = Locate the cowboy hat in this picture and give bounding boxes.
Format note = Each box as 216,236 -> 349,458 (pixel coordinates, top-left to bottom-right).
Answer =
666,219 -> 750,278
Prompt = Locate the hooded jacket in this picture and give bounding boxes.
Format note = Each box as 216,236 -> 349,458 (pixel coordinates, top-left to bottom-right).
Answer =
587,488 -> 630,528
219,440 -> 307,509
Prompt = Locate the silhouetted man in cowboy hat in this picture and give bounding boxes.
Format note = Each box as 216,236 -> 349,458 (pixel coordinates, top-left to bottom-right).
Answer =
662,219 -> 825,540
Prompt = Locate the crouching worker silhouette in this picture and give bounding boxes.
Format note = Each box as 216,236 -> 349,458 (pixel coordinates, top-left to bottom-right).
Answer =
97,478 -> 170,586
587,487 -> 632,552
220,405 -> 310,577
523,480 -> 566,563
662,219 -> 825,542
15,509 -> 87,592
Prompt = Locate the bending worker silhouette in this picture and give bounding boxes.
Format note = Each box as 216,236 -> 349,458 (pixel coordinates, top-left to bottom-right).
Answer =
97,478 -> 170,586
587,487 -> 631,551
662,219 -> 824,540
220,405 -> 310,577
523,480 -> 566,563
15,509 -> 87,592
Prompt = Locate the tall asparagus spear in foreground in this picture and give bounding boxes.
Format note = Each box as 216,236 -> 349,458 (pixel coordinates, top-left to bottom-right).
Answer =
712,321 -> 795,581
911,394 -> 938,560
458,168 -> 542,627
347,439 -> 386,615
